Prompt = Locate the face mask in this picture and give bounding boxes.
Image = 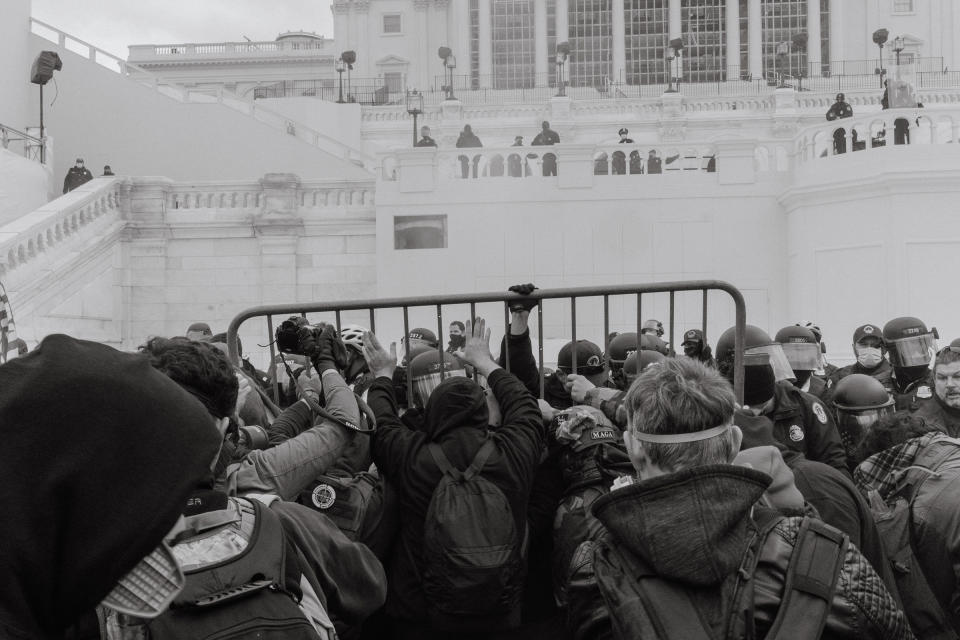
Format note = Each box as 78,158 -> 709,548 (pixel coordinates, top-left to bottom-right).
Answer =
683,343 -> 699,357
856,347 -> 882,369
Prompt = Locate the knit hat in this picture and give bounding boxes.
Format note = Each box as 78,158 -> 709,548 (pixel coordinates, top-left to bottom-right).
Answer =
0,334 -> 222,635
734,446 -> 805,510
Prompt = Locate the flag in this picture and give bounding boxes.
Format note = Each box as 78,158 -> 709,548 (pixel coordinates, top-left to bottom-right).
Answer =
0,281 -> 27,363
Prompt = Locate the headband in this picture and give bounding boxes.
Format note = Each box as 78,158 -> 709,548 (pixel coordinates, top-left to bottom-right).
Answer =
631,423 -> 731,444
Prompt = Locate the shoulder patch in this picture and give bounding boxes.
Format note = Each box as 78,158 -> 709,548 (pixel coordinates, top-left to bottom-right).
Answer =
812,402 -> 828,424
917,385 -> 932,399
311,483 -> 337,510
788,424 -> 805,442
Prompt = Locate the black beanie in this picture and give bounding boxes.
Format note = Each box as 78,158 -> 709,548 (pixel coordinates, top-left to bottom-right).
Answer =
0,335 -> 222,637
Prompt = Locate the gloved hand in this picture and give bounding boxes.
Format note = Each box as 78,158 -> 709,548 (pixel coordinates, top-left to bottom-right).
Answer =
564,373 -> 596,403
508,283 -> 538,312
313,325 -> 349,372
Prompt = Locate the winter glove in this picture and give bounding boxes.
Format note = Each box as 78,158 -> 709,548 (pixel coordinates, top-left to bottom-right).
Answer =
312,325 -> 349,373
508,283 -> 539,312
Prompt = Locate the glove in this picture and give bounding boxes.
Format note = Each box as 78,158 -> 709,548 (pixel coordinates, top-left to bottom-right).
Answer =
508,283 -> 539,312
312,325 -> 349,372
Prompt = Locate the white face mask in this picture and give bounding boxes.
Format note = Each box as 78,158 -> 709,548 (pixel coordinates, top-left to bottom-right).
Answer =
856,346 -> 883,369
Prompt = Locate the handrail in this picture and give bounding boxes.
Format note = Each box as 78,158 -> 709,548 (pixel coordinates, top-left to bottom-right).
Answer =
226,280 -> 747,404
0,125 -> 42,145
29,18 -> 377,171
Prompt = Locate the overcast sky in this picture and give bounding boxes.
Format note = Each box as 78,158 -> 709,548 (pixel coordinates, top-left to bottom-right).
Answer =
31,1 -> 336,59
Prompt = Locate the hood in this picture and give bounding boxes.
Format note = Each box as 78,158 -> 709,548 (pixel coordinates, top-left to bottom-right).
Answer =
592,465 -> 771,587
422,376 -> 488,441
0,335 -> 222,637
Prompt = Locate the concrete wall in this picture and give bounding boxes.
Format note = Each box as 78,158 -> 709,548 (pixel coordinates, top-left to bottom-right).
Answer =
0,0 -> 33,132
27,34 -> 372,189
259,98 -> 363,151
375,170 -> 789,353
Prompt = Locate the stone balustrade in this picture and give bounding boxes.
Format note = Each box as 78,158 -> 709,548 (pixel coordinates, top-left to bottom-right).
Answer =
0,178 -> 123,279
161,179 -> 375,213
794,106 -> 960,165
128,39 -> 336,63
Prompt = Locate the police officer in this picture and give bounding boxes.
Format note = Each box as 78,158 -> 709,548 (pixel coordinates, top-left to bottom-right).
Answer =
826,93 -> 854,154
680,328 -> 715,368
883,316 -> 938,411
716,325 -> 847,474
802,322 -> 838,380
775,325 -> 827,398
606,332 -> 639,391
827,324 -> 892,394
830,373 -> 895,471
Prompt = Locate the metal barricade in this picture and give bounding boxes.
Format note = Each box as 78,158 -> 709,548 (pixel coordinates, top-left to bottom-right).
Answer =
226,279 -> 746,404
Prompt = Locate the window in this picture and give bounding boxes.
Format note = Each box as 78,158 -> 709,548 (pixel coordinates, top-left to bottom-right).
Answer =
760,0 -> 807,80
682,0 -> 726,82
492,0 -> 536,88
569,0 -> 613,88
383,13 -> 402,34
394,215 -> 448,250
625,0 -> 669,85
893,0 -> 913,13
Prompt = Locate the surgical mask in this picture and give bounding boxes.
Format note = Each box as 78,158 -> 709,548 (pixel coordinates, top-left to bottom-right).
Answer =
856,347 -> 883,369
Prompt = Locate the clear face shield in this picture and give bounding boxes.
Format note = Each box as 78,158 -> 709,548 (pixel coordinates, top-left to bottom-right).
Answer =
780,342 -> 822,373
887,333 -> 938,368
412,369 -> 468,408
835,404 -> 894,456
745,343 -> 796,382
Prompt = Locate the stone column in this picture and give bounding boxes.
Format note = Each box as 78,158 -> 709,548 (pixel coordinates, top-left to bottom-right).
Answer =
556,0 -> 569,46
612,0 -> 626,84
807,0 -> 821,76
478,0 -> 493,83
669,0 -> 683,80
726,0 -> 741,79
415,0 -> 431,89
456,0 -> 471,63
255,174 -> 303,305
829,0 -> 842,70
356,1 -> 370,78
748,0 -> 763,79
535,0 -> 548,81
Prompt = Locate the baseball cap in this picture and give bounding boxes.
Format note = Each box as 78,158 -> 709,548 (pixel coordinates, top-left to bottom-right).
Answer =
681,329 -> 704,345
618,127 -> 628,136
557,340 -> 604,375
853,324 -> 883,344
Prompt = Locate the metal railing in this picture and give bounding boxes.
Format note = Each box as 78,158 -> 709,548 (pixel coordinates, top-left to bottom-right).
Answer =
226,280 -> 747,404
253,78 -> 404,105
0,125 -> 45,164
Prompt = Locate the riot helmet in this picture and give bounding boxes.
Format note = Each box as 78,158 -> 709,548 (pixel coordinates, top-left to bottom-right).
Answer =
607,332 -> 639,373
622,350 -> 666,387
408,351 -> 467,408
641,319 -> 664,337
832,373 -> 894,456
716,324 -> 795,383
882,317 -> 938,369
640,333 -> 670,356
774,325 -> 821,381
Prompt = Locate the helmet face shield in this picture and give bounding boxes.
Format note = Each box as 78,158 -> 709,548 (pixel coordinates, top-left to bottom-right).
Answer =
836,404 -> 894,455
780,342 -> 821,372
888,334 -> 938,368
746,344 -> 795,382
412,370 -> 467,408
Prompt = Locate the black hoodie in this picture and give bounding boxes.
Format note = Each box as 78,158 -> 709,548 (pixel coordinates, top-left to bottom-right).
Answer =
367,368 -> 544,633
0,335 -> 222,639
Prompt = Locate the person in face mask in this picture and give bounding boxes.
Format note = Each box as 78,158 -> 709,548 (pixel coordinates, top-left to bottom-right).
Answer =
446,321 -> 466,354
826,325 -> 893,400
717,330 -> 848,475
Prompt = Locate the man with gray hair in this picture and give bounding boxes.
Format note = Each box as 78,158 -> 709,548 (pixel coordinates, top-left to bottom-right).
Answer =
566,357 -> 912,640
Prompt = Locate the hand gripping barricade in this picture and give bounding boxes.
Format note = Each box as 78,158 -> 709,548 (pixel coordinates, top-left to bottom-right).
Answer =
225,280 -> 748,406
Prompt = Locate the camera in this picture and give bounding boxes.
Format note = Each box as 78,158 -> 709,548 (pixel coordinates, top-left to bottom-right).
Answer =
275,316 -> 325,358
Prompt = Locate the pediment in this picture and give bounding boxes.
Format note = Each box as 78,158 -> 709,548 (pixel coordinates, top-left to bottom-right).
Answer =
376,54 -> 410,66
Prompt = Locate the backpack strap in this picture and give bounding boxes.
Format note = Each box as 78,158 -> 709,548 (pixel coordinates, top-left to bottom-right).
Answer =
463,440 -> 496,481
763,516 -> 848,640
427,439 -> 496,482
427,442 -> 461,480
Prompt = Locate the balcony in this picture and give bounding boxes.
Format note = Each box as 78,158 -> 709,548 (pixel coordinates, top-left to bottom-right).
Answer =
127,38 -> 337,65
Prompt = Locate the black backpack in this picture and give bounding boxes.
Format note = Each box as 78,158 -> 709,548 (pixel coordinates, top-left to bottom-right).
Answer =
866,439 -> 960,640
145,498 -> 331,640
593,509 -> 848,640
419,440 -> 525,630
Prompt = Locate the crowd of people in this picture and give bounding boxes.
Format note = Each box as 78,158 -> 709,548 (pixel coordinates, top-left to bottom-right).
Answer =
415,122 -> 713,178
4,282 -> 960,640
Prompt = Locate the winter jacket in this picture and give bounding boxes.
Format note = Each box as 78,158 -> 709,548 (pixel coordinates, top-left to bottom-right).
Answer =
891,367 -> 935,411
566,464 -> 913,640
368,368 -> 545,633
912,395 -> 960,437
856,433 -> 960,632
219,368 -> 357,501
498,328 -> 541,398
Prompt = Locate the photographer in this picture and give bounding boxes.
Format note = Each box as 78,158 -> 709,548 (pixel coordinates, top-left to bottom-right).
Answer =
146,325 -> 360,502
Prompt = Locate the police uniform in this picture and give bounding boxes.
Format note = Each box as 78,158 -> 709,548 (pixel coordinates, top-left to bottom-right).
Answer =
890,370 -> 933,412
765,381 -> 847,474
803,374 -> 828,400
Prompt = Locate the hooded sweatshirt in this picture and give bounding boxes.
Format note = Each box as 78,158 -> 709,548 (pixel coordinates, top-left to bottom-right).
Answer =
367,368 -> 544,633
567,464 -> 913,640
0,335 -> 221,639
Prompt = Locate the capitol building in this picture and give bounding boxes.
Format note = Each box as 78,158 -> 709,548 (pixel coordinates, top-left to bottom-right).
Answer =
1,0 -> 959,366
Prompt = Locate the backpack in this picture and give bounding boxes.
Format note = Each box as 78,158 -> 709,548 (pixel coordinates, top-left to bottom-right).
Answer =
144,498 -> 332,640
593,509 -> 848,640
866,440 -> 960,640
419,439 -> 525,630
